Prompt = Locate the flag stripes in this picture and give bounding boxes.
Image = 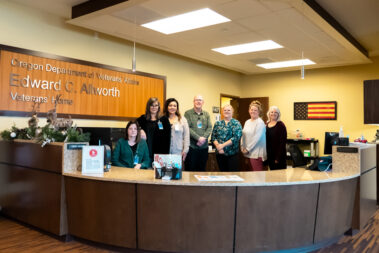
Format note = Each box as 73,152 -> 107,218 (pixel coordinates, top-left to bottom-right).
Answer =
294,102 -> 336,120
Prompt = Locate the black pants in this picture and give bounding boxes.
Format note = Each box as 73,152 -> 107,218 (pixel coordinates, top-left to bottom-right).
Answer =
185,147 -> 208,171
268,158 -> 287,170
216,153 -> 239,172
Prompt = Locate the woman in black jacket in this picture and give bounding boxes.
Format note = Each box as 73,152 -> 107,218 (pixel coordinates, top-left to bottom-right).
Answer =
266,106 -> 287,170
137,97 -> 171,161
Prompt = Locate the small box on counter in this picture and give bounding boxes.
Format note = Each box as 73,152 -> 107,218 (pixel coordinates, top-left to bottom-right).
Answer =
153,154 -> 182,180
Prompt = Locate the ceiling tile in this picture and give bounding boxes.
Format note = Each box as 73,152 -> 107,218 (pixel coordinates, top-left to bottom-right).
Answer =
14,0 -> 375,74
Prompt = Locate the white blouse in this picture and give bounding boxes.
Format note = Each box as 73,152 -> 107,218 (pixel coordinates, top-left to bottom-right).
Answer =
241,117 -> 267,160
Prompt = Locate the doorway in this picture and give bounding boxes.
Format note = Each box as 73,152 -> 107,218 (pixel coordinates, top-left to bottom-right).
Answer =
220,94 -> 240,120
220,94 -> 269,171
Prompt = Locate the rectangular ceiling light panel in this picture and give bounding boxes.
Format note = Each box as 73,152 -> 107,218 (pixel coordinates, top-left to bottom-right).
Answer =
212,40 -> 283,55
141,8 -> 230,34
257,59 -> 315,69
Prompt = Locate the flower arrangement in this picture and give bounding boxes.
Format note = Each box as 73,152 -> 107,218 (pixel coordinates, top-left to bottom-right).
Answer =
0,98 -> 90,147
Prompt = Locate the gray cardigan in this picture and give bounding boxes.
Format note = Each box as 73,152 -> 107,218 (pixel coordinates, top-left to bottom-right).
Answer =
170,117 -> 190,155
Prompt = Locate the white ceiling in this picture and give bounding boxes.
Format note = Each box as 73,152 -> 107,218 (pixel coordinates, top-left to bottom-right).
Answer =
13,0 -> 379,75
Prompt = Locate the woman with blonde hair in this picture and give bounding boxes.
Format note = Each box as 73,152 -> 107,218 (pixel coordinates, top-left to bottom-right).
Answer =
241,101 -> 267,171
266,106 -> 287,170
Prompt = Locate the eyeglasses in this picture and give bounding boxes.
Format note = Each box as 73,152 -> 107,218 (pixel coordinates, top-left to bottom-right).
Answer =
150,104 -> 159,107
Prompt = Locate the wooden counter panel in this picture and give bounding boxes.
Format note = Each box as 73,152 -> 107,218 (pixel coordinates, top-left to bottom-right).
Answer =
137,184 -> 235,253
64,177 -> 136,248
0,164 -> 65,235
376,143 -> 379,205
314,178 -> 357,243
0,141 -> 62,173
235,184 -> 319,253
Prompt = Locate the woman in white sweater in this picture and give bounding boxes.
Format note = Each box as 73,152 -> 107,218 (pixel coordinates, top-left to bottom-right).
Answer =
241,100 -> 267,171
163,98 -> 190,162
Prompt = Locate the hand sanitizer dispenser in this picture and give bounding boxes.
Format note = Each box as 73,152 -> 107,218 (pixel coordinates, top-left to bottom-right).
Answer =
339,126 -> 344,138
104,145 -> 111,172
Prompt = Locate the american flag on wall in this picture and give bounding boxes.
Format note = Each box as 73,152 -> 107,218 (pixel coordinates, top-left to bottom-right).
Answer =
294,102 -> 337,120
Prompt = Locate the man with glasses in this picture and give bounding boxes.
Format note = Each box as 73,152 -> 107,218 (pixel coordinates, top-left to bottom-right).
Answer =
184,95 -> 212,171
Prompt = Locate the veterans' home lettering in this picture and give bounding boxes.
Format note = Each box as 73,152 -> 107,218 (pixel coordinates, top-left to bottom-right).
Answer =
10,74 -> 62,91
80,83 -> 120,97
10,92 -> 48,103
2,49 -> 163,119
51,94 -> 73,105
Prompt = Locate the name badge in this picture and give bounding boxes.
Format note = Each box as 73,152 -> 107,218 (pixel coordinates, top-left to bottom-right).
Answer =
158,120 -> 163,130
134,154 -> 139,165
197,119 -> 202,129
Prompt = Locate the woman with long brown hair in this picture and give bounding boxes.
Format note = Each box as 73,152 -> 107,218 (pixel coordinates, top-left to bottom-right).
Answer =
163,98 -> 190,161
137,97 -> 171,161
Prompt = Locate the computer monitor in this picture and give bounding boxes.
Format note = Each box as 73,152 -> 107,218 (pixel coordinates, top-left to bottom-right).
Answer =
80,127 -> 125,151
324,132 -> 339,154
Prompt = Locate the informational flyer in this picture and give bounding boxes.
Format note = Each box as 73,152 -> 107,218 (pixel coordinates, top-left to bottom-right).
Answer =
82,146 -> 104,175
194,175 -> 244,182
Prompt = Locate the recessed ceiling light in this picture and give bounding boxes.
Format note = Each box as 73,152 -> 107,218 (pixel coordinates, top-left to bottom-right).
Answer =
212,40 -> 283,55
257,59 -> 315,69
141,8 -> 230,35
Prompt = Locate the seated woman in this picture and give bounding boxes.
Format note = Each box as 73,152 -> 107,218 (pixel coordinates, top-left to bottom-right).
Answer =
112,121 -> 151,169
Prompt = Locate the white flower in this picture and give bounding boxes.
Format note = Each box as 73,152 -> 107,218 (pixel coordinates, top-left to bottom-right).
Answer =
10,132 -> 16,138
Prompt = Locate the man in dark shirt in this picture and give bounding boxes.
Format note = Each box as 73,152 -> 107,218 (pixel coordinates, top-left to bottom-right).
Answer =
184,95 -> 212,171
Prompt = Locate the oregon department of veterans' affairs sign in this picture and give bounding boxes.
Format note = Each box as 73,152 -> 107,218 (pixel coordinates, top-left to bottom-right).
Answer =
0,45 -> 166,120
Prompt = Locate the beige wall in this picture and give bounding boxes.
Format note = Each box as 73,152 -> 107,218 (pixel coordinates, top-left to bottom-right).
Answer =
0,1 -> 242,130
1,1 -> 378,156
242,58 -> 379,155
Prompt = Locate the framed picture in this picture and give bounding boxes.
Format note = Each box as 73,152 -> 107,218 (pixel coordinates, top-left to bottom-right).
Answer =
294,101 -> 337,120
212,106 -> 220,113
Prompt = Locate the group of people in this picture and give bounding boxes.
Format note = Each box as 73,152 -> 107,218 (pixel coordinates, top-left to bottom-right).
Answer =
111,95 -> 287,172
212,100 -> 287,171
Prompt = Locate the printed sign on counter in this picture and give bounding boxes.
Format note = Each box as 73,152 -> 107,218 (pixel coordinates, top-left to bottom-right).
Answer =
82,146 -> 104,175
194,175 -> 244,182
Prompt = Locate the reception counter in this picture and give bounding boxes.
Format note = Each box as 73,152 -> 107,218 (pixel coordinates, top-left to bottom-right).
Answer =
0,140 -> 68,236
0,140 -> 364,253
63,167 -> 359,253
64,165 -> 358,186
